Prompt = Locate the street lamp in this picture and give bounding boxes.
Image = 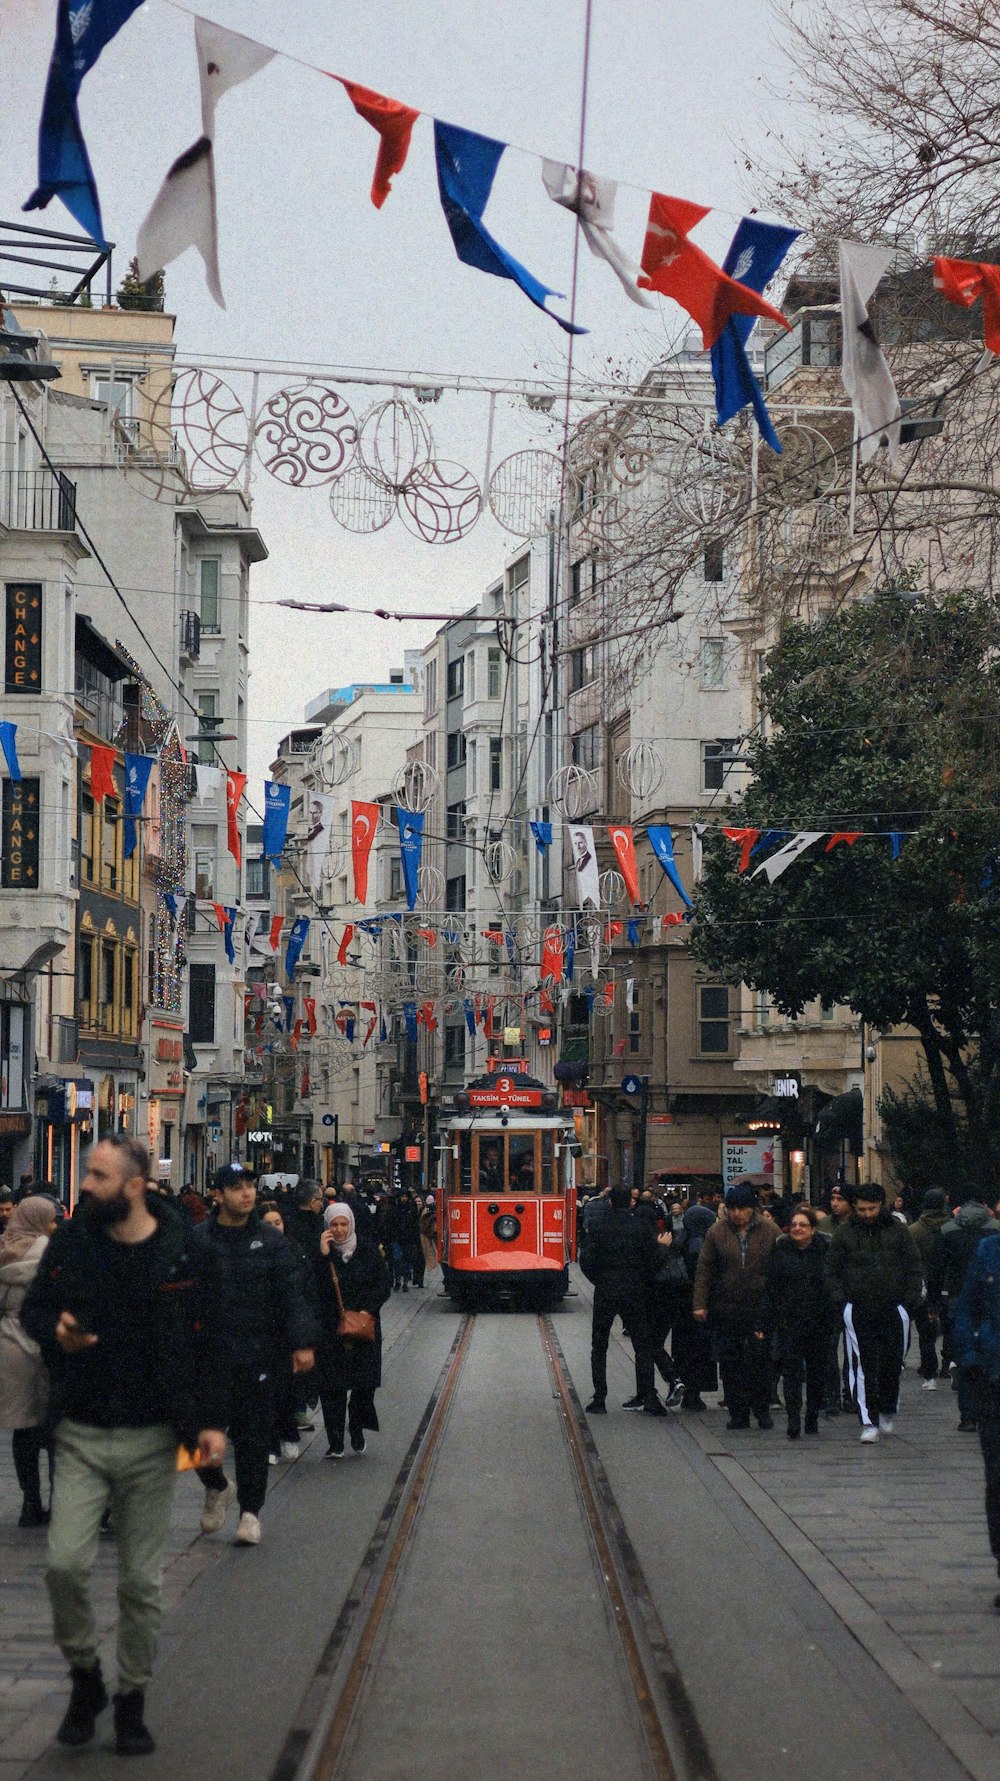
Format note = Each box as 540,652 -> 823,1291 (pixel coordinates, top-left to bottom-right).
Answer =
0,308 -> 60,383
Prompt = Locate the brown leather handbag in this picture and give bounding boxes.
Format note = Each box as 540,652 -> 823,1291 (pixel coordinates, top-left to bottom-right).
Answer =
329,1258 -> 376,1343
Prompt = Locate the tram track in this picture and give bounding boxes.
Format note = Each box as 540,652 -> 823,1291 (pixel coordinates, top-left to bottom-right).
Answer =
268,1303 -> 719,1781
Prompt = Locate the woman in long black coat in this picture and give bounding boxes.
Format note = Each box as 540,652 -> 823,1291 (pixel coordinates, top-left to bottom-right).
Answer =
315,1204 -> 391,1458
756,1205 -> 835,1439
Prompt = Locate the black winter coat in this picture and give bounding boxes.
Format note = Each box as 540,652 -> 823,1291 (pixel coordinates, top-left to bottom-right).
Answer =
314,1238 -> 392,1393
940,1204 -> 1000,1299
579,1207 -> 659,1299
195,1210 -> 319,1373
21,1195 -> 230,1447
825,1212 -> 923,1315
383,1198 -> 421,1247
759,1234 -> 835,1339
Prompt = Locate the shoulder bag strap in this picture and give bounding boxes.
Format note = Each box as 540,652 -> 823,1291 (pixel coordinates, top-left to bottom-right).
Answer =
328,1255 -> 346,1319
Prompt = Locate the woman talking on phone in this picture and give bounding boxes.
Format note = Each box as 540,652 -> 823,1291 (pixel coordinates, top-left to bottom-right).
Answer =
315,1204 -> 391,1459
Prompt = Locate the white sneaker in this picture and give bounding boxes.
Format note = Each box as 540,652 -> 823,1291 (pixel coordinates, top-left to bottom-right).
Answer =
921,1378 -> 938,1391
200,1482 -> 234,1534
234,1512 -> 261,1546
268,1453 -> 279,1467
279,1440 -> 300,1462
860,1425 -> 880,1443
879,1416 -> 895,1434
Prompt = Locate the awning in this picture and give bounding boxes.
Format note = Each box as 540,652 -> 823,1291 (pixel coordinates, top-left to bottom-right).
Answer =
815,1086 -> 863,1147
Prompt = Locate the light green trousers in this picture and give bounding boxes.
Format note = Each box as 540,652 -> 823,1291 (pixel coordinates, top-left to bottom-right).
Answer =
47,1419 -> 178,1690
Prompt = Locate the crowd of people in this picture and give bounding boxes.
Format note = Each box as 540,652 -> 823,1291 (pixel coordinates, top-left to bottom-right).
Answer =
0,1144 -> 435,1756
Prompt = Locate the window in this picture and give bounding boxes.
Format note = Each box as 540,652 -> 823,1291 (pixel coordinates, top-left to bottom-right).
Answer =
507,555 -> 530,601
821,999 -> 835,1022
629,985 -> 642,1054
444,1024 -> 465,1068
755,990 -> 770,1027
81,793 -> 96,883
122,950 -> 137,1038
102,800 -> 120,891
424,729 -> 437,772
446,874 -> 466,912
191,823 -> 216,900
189,962 -> 216,1044
467,737 -> 477,791
701,638 -> 726,690
78,937 -> 94,1026
390,858 -> 403,900
446,657 -> 464,700
424,658 -> 438,717
465,652 -> 476,702
572,725 -> 600,772
91,372 -> 136,418
698,985 -> 731,1054
196,692 -> 219,764
702,739 -> 736,793
570,558 -> 596,604
199,559 -> 221,633
446,801 -> 466,840
447,730 -> 467,770
487,647 -> 502,699
489,737 -> 502,791
703,539 -> 725,582
101,940 -> 116,1029
569,646 -> 597,693
245,856 -> 269,898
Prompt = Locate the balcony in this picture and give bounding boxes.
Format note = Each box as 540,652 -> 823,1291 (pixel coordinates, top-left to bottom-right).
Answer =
0,468 -> 76,532
179,610 -> 201,661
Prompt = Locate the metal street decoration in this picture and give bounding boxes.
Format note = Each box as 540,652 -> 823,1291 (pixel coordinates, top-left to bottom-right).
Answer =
395,757 -> 438,813
548,763 -> 599,820
398,459 -> 482,544
488,449 -> 563,537
357,397 -> 434,490
254,382 -> 358,487
616,741 -> 664,801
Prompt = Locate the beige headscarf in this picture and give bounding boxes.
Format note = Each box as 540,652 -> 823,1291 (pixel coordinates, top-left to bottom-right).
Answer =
0,1195 -> 56,1266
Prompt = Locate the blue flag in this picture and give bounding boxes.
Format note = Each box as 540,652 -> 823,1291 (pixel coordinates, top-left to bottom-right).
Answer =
397,808 -> 425,911
262,780 -> 291,859
222,905 -> 236,965
565,925 -> 576,982
0,722 -> 21,783
626,918 -> 642,947
123,753 -> 154,858
282,995 -> 295,1033
530,820 -> 553,853
434,121 -> 585,336
750,828 -> 790,858
646,825 -> 693,908
403,1001 -> 418,1043
889,832 -> 906,860
25,0 -> 145,244
710,218 -> 800,452
463,998 -> 476,1037
285,916 -> 310,977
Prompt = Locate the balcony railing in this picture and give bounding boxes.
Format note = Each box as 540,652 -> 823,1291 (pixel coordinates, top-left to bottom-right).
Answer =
0,468 -> 77,531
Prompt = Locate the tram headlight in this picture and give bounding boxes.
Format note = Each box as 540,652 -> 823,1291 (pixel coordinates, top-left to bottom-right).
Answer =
494,1213 -> 521,1242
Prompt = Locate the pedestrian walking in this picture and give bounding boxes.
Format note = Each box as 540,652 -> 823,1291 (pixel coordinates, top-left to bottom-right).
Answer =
952,1228 -> 1000,1613
0,1185 -> 14,1229
0,1195 -> 58,1524
756,1206 -> 834,1439
419,1195 -> 438,1281
195,1163 -> 317,1546
20,1136 -> 229,1755
692,1183 -> 778,1430
645,1219 -> 689,1408
940,1193 -> 1000,1431
579,1185 -> 665,1417
909,1188 -> 949,1387
314,1203 -> 391,1457
384,1191 -> 421,1291
825,1183 -> 923,1443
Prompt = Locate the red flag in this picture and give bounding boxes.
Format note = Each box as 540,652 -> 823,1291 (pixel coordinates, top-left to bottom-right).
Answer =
290,1019 -> 302,1051
604,981 -> 615,1007
420,1000 -> 438,1031
604,920 -> 623,944
541,925 -> 564,984
351,800 -> 380,902
211,903 -> 229,934
337,79 -> 419,208
362,1001 -> 378,1046
417,927 -> 438,947
539,989 -> 555,1014
639,194 -> 790,349
225,771 -> 246,865
608,825 -> 641,905
484,995 -> 495,1039
90,744 -> 117,803
933,256 -> 1000,353
337,923 -> 355,965
303,995 -> 317,1036
825,831 -> 861,852
269,915 -> 283,952
723,827 -> 760,873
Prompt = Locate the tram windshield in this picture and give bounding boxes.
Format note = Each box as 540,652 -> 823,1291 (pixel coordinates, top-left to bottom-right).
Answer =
454,1129 -> 560,1193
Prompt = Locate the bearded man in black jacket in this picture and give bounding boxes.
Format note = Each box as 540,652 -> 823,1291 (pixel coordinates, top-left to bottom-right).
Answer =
579,1185 -> 665,1417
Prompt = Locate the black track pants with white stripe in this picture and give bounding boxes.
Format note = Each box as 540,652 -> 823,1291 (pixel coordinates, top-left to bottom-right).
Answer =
843,1302 -> 909,1427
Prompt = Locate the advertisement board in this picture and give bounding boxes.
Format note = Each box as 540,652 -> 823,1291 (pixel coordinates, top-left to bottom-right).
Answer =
722,1134 -> 775,1190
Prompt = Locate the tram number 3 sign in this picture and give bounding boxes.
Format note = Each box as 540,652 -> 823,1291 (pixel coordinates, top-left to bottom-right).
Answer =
468,1080 -> 543,1108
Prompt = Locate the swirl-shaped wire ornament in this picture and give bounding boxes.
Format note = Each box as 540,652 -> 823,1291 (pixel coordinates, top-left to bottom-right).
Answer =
668,429 -> 750,527
254,383 -> 358,487
548,763 -> 599,820
357,398 -> 434,490
599,869 -> 627,910
312,731 -> 357,789
399,460 -> 482,543
328,465 -> 396,534
488,449 -> 564,537
395,757 -> 438,813
616,742 -> 664,802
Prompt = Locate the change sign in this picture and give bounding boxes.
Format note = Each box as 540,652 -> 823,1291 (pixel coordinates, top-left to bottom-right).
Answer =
5,585 -> 43,694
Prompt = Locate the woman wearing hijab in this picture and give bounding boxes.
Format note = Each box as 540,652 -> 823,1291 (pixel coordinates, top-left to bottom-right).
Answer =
315,1203 -> 391,1459
0,1195 -> 57,1525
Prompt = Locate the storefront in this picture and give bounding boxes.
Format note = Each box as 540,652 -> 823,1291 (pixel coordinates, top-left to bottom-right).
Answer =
33,1078 -> 95,1205
0,991 -> 32,1189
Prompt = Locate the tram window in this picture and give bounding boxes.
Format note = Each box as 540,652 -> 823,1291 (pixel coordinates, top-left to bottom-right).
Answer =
459,1131 -> 474,1194
508,1132 -> 536,1194
541,1130 -> 556,1193
477,1138 -> 504,1195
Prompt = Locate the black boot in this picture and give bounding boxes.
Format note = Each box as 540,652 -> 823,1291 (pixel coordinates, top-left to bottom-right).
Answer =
57,1663 -> 109,1747
17,1492 -> 48,1527
786,1414 -> 801,1440
113,1689 -> 156,1755
804,1411 -> 820,1435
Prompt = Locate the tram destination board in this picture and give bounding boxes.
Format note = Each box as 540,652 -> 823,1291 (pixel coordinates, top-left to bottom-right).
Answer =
468,1080 -> 543,1107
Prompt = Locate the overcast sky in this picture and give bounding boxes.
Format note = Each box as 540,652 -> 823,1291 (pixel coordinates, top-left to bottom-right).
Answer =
1,0 -> 797,785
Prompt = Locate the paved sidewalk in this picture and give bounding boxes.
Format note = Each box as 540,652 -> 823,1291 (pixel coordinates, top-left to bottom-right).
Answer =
0,1286 -> 433,1778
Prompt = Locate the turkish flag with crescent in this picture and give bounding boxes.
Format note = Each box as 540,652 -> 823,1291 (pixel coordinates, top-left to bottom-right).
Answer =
225,771 -> 246,865
639,193 -> 790,349
303,996 -> 317,1035
90,744 -> 117,803
541,925 -> 564,984
609,825 -> 641,905
933,256 -> 1000,353
723,827 -> 760,873
351,800 -> 380,903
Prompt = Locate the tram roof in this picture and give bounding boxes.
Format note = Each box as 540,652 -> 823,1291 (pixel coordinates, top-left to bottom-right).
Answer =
443,1114 -> 572,1130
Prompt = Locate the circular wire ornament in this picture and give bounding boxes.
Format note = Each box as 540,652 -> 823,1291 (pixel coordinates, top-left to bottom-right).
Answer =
166,369 -> 250,493
357,398 -> 434,490
762,423 -> 841,509
312,731 -> 356,789
254,383 -> 358,487
616,742 -> 664,802
599,869 -> 627,910
398,460 -> 482,544
328,464 -> 396,534
548,764 -> 599,820
395,757 -> 438,813
416,863 -> 445,907
484,836 -> 518,885
488,449 -> 563,537
668,430 -> 749,527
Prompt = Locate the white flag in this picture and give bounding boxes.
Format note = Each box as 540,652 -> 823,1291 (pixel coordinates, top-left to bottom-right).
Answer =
542,161 -> 653,308
838,241 -> 901,465
751,831 -> 825,882
136,18 -> 274,308
626,977 -> 635,1014
568,824 -> 601,909
304,791 -> 336,886
195,763 -> 222,802
691,822 -> 707,884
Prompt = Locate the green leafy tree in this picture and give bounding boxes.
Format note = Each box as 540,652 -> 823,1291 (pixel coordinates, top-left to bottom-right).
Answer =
690,589 -> 1000,1193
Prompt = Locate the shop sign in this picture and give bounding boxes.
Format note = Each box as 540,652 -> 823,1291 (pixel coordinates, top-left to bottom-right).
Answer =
722,1134 -> 774,1189
562,1088 -> 591,1108
405,1144 -> 421,1162
1,778 -> 39,889
5,584 -> 42,694
772,1075 -> 800,1098
247,1129 -> 272,1144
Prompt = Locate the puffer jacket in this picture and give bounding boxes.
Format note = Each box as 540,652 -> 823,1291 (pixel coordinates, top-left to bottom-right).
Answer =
953,1233 -> 1000,1382
0,1234 -> 49,1429
940,1202 -> 1000,1300
758,1233 -> 835,1337
909,1207 -> 950,1308
579,1207 -> 659,1298
825,1212 -> 923,1316
691,1214 -> 778,1321
195,1209 -> 319,1371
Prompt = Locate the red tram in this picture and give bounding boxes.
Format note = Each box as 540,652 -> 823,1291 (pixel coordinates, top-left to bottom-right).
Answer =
437,1070 -> 578,1308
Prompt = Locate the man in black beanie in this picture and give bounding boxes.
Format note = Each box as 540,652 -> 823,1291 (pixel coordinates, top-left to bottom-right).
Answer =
692,1182 -> 778,1430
